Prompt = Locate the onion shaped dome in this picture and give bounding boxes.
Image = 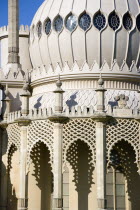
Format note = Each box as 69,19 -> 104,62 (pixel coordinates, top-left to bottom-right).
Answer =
29,0 -> 140,81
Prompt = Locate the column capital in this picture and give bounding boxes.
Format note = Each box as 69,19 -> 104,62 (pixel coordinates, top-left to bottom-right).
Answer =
15,117 -> 31,126
0,121 -> 8,129
91,112 -> 112,123
48,114 -> 69,124
135,118 -> 140,122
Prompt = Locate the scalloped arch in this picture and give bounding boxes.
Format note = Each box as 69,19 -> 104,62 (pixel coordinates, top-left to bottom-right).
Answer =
63,118 -> 96,167
106,119 -> 140,171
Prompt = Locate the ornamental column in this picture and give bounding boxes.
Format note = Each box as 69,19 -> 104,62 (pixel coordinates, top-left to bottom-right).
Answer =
8,0 -> 19,64
2,84 -> 11,122
91,76 -> 109,210
17,82 -> 31,210
48,76 -> 68,210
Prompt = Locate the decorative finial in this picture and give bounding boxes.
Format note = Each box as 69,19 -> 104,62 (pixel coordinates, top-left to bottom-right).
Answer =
98,73 -> 104,87
54,75 -> 64,93
5,84 -> 9,97
56,74 -> 62,89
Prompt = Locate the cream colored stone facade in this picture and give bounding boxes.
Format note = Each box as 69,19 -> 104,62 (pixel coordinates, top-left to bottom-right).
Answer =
0,0 -> 140,210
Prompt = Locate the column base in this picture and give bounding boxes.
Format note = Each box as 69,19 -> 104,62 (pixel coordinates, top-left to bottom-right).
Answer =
53,198 -> 63,210
18,198 -> 28,210
97,198 -> 107,210
52,208 -> 63,210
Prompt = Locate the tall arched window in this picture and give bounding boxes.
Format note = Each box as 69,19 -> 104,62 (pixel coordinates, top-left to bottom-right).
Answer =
106,147 -> 126,210
106,167 -> 126,210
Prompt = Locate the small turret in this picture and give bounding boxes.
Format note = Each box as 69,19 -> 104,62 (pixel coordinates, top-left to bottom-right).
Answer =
20,81 -> 31,117
53,75 -> 64,114
96,73 -> 106,113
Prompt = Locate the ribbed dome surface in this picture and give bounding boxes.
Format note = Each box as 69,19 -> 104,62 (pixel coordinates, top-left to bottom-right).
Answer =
29,0 -> 140,70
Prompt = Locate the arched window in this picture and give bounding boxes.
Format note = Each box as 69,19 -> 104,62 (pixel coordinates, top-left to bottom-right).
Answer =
37,22 -> 42,38
93,11 -> 106,31
65,14 -> 77,32
53,15 -> 63,32
79,13 -> 91,31
109,12 -> 120,31
136,14 -> 140,31
106,148 -> 126,210
45,18 -> 51,35
123,13 -> 133,31
106,168 -> 126,210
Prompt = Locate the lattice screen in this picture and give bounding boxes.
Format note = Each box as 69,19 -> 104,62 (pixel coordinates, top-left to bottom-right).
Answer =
6,123 -> 21,154
27,120 -> 54,170
63,118 -> 96,166
106,119 -> 140,169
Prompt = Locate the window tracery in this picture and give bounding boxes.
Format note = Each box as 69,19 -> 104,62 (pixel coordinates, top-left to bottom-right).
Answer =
45,18 -> 51,35
93,11 -> 106,31
123,13 -> 133,31
109,12 -> 120,31
65,14 -> 77,32
79,13 -> 91,31
63,119 -> 96,167
53,15 -> 63,32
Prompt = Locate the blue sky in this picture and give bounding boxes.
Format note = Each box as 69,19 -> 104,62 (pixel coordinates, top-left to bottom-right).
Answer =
0,0 -> 44,27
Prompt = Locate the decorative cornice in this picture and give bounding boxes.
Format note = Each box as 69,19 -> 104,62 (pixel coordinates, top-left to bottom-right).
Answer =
30,60 -> 140,85
0,25 -> 30,40
91,112 -> 112,123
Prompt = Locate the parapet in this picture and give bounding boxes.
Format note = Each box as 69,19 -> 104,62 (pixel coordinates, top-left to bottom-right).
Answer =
0,25 -> 30,40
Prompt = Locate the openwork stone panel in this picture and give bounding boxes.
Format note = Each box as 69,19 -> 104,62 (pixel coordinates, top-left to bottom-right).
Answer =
106,119 -> 140,169
6,123 -> 21,154
27,120 -> 54,170
63,119 -> 96,166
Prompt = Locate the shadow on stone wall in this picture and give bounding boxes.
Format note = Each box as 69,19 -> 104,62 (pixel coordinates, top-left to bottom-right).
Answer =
66,140 -> 94,210
66,93 -> 78,109
7,145 -> 18,210
30,142 -> 53,210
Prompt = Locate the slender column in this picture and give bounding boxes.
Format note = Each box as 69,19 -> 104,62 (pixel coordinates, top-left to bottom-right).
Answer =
91,75 -> 108,210
48,76 -> 69,210
18,124 -> 28,210
18,82 -> 31,210
8,0 -> 19,64
53,123 -> 63,210
96,121 -> 107,210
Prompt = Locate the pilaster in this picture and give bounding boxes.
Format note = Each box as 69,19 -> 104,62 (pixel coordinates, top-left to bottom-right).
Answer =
48,76 -> 69,210
91,76 -> 109,210
17,119 -> 30,210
